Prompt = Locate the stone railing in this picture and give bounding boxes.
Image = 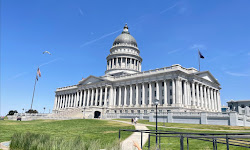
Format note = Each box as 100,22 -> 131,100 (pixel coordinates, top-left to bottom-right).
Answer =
106,112 -> 250,127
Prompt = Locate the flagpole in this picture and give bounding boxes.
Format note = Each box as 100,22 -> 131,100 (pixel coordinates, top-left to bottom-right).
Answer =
30,74 -> 37,110
198,49 -> 200,72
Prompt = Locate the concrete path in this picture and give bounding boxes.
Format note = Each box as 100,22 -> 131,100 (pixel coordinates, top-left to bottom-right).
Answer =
0,141 -> 10,150
113,120 -> 149,150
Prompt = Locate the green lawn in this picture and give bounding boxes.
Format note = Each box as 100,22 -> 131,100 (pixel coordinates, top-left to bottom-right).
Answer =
115,119 -> 250,150
0,119 -> 134,148
144,126 -> 250,150
115,119 -> 250,131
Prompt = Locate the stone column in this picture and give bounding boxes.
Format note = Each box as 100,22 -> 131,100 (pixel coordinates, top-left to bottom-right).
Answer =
142,83 -> 145,106
71,94 -> 74,107
156,81 -> 159,101
53,95 -> 58,110
56,95 -> 59,110
200,85 -> 204,109
214,90 -> 217,111
116,58 -> 118,68
99,87 -> 103,106
191,82 -> 195,106
129,85 -> 133,106
118,86 -> 122,106
187,81 -> 191,106
217,91 -> 221,112
175,78 -> 182,106
109,86 -> 113,107
163,80 -> 168,106
149,82 -> 152,106
83,90 -> 86,107
207,88 -> 211,109
73,93 -> 77,107
196,83 -> 200,107
183,81 -> 187,106
204,86 -> 207,110
65,94 -> 69,108
91,88 -> 94,106
211,89 -> 214,110
79,90 -> 83,107
86,89 -> 90,106
104,86 -> 108,107
95,88 -> 98,106
113,87 -> 117,106
124,85 -> 127,106
112,59 -> 114,69
125,58 -> 127,68
172,79 -> 176,105
135,84 -> 139,106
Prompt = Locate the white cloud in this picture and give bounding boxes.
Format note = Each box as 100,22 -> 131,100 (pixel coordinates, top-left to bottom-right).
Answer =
79,8 -> 84,16
168,49 -> 181,54
190,44 -> 206,50
80,29 -> 122,47
225,71 -> 249,77
9,72 -> 28,80
39,58 -> 62,67
160,3 -> 179,14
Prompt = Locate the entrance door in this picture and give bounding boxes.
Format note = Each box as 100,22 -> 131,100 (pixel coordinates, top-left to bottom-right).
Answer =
94,111 -> 101,118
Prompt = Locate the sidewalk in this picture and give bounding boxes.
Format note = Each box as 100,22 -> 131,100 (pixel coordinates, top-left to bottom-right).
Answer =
113,120 -> 149,150
0,141 -> 10,150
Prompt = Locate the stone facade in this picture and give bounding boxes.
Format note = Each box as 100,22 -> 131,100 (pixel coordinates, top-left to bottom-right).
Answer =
227,100 -> 250,115
52,24 -> 222,119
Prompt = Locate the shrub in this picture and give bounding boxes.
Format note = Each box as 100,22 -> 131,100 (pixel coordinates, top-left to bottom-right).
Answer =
10,132 -> 121,150
7,110 -> 18,115
25,109 -> 38,113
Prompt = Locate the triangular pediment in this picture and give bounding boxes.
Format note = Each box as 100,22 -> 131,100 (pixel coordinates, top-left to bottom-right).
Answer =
78,75 -> 104,85
194,71 -> 220,85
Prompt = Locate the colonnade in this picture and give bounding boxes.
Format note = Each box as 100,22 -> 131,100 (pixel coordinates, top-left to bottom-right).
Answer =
107,57 -> 141,71
54,78 -> 221,112
54,86 -> 111,110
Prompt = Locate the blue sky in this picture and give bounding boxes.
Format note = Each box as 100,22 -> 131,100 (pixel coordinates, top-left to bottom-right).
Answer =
1,0 -> 250,115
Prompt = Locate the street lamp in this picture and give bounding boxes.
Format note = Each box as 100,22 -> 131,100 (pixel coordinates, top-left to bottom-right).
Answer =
154,99 -> 159,146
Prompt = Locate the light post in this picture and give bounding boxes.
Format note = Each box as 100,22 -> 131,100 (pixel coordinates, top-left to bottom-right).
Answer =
154,99 -> 159,146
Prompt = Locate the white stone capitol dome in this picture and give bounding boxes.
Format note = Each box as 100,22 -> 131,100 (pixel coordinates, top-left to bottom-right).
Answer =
112,24 -> 138,47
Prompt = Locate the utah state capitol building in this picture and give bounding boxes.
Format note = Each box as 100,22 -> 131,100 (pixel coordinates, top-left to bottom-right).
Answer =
52,24 -> 222,118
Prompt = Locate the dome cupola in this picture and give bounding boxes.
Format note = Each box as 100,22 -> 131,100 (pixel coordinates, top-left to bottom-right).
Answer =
105,24 -> 142,76
113,24 -> 138,47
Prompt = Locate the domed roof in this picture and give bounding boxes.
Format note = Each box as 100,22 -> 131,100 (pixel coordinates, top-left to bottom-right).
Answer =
113,24 -> 137,47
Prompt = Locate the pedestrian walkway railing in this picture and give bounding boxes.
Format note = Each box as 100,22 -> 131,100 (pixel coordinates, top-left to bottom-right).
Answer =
119,129 -> 250,150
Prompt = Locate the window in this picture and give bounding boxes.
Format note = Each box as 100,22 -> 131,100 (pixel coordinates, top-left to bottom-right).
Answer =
106,110 -> 109,113
144,110 -> 147,114
131,110 -> 134,113
162,90 -> 164,96
170,81 -> 172,86
241,104 -> 245,108
170,89 -> 172,96
151,110 -> 154,112
120,110 -> 122,113
159,110 -> 163,113
125,110 -> 128,113
137,110 -> 140,113
162,100 -> 164,104
162,82 -> 164,86
155,91 -> 156,96
170,99 -> 172,104
155,83 -> 156,87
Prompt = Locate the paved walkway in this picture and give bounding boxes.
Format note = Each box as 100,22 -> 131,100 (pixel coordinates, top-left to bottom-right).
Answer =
0,141 -> 10,150
113,120 -> 149,150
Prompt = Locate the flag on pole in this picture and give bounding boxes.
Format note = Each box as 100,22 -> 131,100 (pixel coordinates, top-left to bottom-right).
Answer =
36,75 -> 39,81
199,50 -> 205,59
37,68 -> 41,77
